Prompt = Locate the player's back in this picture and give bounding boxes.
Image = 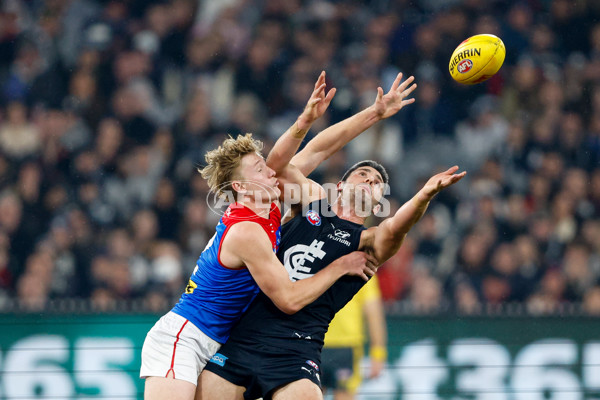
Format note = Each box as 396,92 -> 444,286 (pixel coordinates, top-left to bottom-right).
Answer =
172,202 -> 281,343
227,199 -> 366,351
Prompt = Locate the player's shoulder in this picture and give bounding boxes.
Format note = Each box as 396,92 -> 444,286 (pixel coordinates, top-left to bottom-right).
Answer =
224,202 -> 280,217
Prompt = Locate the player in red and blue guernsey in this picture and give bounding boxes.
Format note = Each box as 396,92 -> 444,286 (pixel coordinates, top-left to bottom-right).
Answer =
140,72 -> 378,400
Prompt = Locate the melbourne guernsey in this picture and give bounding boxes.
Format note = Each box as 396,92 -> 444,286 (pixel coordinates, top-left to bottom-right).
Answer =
172,202 -> 281,344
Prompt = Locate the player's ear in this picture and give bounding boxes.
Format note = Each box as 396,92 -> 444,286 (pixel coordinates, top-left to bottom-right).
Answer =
232,180 -> 247,195
373,204 -> 381,214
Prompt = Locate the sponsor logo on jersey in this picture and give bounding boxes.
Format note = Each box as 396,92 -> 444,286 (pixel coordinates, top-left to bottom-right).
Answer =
306,210 -> 321,226
327,229 -> 351,246
334,229 -> 350,239
283,240 -> 326,281
185,279 -> 197,294
209,353 -> 228,367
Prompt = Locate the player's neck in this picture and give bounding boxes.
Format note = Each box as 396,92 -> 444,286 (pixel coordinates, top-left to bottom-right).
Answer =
331,198 -> 367,225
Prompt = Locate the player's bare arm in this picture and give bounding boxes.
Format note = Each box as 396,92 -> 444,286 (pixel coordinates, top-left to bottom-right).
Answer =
266,70 -> 336,174
265,71 -> 336,212
220,221 -> 377,314
359,166 -> 466,264
291,72 -> 417,176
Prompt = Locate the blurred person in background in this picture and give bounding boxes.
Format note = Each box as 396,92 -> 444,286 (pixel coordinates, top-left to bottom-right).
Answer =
322,276 -> 387,400
0,101 -> 40,160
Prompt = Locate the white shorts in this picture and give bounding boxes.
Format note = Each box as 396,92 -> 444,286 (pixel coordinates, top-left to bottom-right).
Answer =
140,311 -> 221,385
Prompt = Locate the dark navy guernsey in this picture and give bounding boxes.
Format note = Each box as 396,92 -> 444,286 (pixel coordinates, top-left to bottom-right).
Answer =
223,199 -> 367,353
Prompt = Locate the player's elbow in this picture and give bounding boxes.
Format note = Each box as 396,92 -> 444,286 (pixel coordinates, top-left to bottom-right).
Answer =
274,298 -> 302,315
264,288 -> 302,314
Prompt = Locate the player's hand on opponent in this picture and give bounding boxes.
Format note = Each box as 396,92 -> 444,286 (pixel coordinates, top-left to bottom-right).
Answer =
297,71 -> 336,131
372,72 -> 417,120
417,166 -> 467,202
334,251 -> 379,281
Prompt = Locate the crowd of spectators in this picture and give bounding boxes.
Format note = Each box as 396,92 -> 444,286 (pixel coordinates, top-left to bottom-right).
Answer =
1,0 -> 600,315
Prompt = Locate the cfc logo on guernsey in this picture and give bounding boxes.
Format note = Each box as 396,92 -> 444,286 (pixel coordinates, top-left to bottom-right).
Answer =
283,240 -> 326,281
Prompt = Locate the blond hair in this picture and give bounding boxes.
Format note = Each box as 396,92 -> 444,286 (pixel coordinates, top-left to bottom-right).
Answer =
200,133 -> 264,199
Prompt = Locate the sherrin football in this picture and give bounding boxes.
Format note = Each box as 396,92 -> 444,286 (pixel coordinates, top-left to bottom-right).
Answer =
449,34 -> 505,84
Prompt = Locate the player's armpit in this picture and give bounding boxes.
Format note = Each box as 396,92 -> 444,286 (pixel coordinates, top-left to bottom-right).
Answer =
277,165 -> 326,209
358,225 -> 406,266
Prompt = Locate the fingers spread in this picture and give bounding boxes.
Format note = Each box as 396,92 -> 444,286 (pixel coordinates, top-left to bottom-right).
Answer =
391,72 -> 403,91
404,82 -> 417,96
314,71 -> 326,89
399,75 -> 415,91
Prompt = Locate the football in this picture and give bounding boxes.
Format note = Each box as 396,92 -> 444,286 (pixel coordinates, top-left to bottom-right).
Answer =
449,34 -> 506,84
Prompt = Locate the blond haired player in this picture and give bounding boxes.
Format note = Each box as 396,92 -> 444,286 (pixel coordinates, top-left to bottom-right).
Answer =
140,72 -> 378,400
322,276 -> 387,400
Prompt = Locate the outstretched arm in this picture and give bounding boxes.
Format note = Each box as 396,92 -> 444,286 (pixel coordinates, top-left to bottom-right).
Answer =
222,222 -> 378,314
361,166 -> 466,263
266,71 -> 336,174
292,72 -> 417,176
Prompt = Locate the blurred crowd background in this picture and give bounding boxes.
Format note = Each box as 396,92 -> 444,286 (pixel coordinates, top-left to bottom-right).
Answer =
1,0 -> 600,315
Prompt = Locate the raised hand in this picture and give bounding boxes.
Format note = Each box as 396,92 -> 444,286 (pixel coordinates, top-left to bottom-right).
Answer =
373,72 -> 417,120
420,166 -> 467,200
297,71 -> 337,130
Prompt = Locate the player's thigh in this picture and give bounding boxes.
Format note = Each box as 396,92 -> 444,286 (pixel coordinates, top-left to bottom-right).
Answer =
332,389 -> 355,400
195,369 -> 245,400
271,378 -> 323,400
145,376 -> 196,400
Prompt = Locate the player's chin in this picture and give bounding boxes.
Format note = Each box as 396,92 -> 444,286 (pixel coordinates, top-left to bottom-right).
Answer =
355,210 -> 373,218
263,187 -> 280,203
354,203 -> 374,218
